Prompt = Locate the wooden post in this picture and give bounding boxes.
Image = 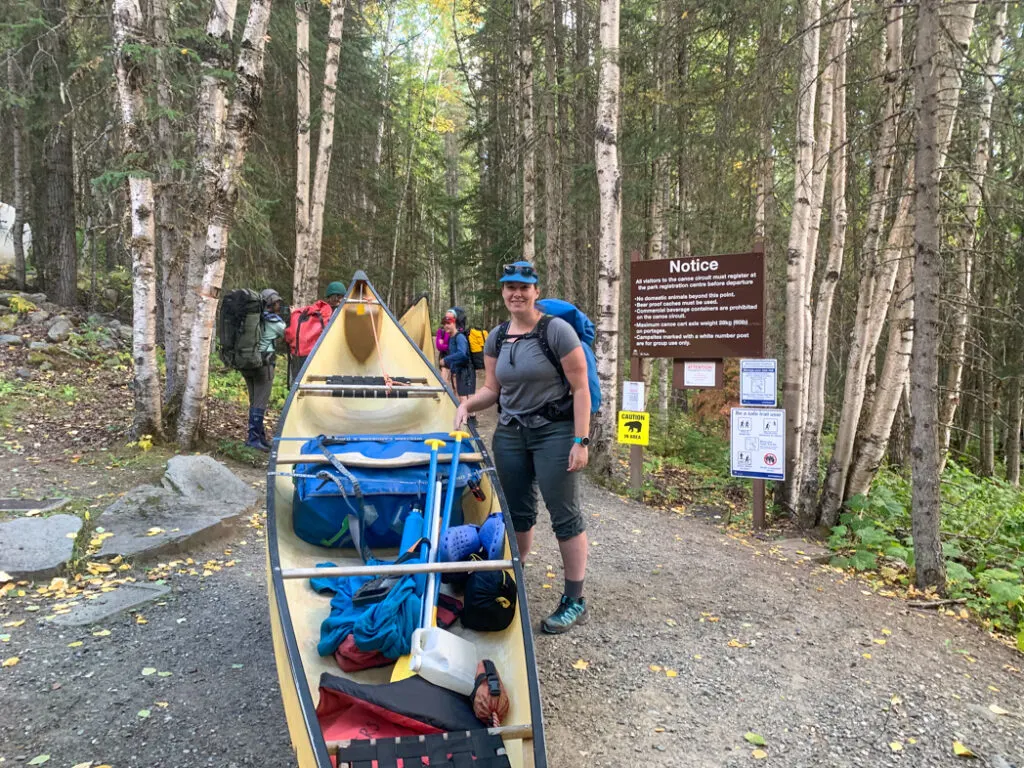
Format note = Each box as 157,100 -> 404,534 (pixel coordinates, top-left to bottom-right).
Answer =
630,354 -> 642,492
752,239 -> 767,531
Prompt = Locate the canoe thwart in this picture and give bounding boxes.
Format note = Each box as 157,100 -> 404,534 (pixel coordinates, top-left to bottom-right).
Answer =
328,724 -> 533,762
297,383 -> 444,399
280,558 -> 514,580
274,451 -> 485,467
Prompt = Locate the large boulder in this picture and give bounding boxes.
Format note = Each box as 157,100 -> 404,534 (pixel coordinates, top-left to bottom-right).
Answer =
47,318 -> 73,342
161,455 -> 260,508
0,314 -> 17,332
27,310 -> 50,325
0,514 -> 82,579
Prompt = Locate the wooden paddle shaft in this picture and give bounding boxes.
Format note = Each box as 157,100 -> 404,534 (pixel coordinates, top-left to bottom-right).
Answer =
327,724 -> 534,755
279,559 -> 513,580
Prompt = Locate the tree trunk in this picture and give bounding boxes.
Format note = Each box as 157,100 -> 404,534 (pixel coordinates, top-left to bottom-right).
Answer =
8,57 -> 28,291
176,0 -> 274,448
592,0 -> 621,473
113,0 -> 164,438
1007,375 -> 1022,486
818,3 -> 905,525
782,0 -> 821,512
978,271 -> 995,477
797,1 -> 850,526
302,0 -> 347,304
937,1 -> 1007,464
519,0 -> 536,264
542,0 -> 562,295
292,0 -> 312,304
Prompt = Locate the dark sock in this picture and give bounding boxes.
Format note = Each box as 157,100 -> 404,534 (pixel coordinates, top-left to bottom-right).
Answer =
564,579 -> 584,600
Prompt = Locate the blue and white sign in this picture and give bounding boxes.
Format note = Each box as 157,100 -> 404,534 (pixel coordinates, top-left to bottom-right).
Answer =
730,407 -> 785,481
739,358 -> 778,407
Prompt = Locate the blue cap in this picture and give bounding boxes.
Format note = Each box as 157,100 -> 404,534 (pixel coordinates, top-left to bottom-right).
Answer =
499,261 -> 539,284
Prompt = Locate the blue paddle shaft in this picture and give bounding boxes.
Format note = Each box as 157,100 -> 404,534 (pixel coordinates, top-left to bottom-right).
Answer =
432,436 -> 466,605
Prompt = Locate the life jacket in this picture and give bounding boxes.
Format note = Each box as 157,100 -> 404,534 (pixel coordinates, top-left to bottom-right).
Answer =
285,300 -> 334,357
492,298 -> 602,414
217,289 -> 265,370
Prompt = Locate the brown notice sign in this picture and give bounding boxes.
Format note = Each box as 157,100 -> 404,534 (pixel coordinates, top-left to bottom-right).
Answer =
631,252 -> 765,359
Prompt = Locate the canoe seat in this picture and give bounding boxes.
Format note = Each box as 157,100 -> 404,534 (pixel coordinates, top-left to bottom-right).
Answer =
332,728 -> 512,767
297,375 -> 445,399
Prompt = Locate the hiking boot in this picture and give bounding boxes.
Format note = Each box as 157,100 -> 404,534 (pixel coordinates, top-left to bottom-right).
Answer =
541,594 -> 588,634
246,408 -> 269,452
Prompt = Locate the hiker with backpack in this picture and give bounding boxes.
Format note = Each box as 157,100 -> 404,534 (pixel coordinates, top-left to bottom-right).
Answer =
439,307 -> 476,406
453,261 -> 595,634
285,281 -> 345,385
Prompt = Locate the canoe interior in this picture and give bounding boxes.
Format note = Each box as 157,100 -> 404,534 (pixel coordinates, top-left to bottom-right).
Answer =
398,294 -> 436,366
270,277 -> 539,768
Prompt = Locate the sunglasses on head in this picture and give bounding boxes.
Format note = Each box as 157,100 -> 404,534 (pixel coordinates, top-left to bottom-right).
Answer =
503,263 -> 536,279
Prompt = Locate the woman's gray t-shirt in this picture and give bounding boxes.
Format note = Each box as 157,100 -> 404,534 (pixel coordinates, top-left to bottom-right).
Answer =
484,316 -> 581,427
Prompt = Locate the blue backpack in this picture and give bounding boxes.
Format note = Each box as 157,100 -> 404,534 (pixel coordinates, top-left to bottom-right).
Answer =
493,298 -> 602,414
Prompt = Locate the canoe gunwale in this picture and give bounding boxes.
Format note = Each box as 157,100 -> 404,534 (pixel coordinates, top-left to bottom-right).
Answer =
266,271 -> 548,768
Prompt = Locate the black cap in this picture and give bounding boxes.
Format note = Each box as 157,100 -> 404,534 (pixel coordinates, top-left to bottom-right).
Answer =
461,570 -> 517,632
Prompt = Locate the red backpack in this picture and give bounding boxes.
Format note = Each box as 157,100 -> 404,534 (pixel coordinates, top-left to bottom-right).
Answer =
285,301 -> 333,357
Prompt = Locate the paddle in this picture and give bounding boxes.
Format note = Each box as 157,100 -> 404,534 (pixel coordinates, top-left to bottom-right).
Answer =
392,430 -> 472,683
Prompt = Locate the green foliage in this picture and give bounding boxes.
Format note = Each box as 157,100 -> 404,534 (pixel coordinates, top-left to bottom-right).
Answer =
647,410 -> 730,474
828,462 -> 1024,637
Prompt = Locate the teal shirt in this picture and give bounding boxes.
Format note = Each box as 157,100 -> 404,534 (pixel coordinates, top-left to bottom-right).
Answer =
259,314 -> 286,354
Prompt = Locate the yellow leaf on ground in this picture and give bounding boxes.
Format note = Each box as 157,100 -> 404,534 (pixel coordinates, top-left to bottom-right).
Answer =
572,659 -> 589,670
881,628 -> 892,636
156,701 -> 169,708
988,704 -> 1009,716
68,641 -> 83,648
693,654 -> 702,660
889,742 -> 903,752
751,749 -> 768,759
3,619 -> 25,628
71,762 -> 94,768
665,669 -> 678,678
727,639 -> 749,648
649,664 -> 662,672
146,527 -> 165,537
872,638 -> 886,645
541,584 -> 552,589
136,616 -> 147,624
142,667 -> 157,676
654,727 -> 664,733
3,656 -> 19,667
545,572 -> 556,578
908,738 -> 917,745
92,629 -> 111,637
952,741 -> 976,758
862,653 -> 872,659
665,619 -> 678,627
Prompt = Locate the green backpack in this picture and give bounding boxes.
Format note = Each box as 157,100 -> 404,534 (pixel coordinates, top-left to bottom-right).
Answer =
218,289 -> 265,370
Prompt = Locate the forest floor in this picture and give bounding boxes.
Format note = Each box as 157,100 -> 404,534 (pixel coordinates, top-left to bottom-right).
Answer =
1,348 -> 1023,767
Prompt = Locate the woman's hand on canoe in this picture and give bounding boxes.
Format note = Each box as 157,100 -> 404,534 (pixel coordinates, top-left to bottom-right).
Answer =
455,402 -> 471,429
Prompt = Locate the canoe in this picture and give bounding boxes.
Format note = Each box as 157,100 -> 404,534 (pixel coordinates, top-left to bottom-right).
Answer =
267,272 -> 547,768
398,293 -> 436,365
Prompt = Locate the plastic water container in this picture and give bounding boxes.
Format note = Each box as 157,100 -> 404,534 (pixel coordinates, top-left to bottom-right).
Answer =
409,627 -> 478,695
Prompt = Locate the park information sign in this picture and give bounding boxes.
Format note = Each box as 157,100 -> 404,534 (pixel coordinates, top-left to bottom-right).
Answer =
739,359 -> 778,407
617,411 -> 650,446
730,407 -> 785,481
631,252 -> 765,359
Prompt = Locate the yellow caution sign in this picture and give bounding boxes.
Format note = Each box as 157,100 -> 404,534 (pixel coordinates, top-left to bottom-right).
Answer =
617,411 -> 650,446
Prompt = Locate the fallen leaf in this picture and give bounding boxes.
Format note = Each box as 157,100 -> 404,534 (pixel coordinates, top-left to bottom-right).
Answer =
665,619 -> 678,627
137,708 -> 151,719
744,733 -> 766,746
693,654 -> 702,660
92,629 -> 111,637
542,584 -> 552,589
28,756 -> 50,766
0,571 -> 11,582
231,663 -> 244,669
71,762 -> 94,768
545,572 -> 556,578
3,620 -> 25,628
68,641 -> 83,648
881,628 -> 892,636
572,659 -> 589,670
649,664 -> 662,672
908,738 -> 917,745
727,639 -> 749,648
862,653 -> 872,659
988,704 -> 1009,716
136,616 -> 147,624
142,667 -> 157,676
3,656 -> 19,667
146,527 -> 165,536
889,742 -> 903,752
751,749 -> 768,759
665,669 -> 678,678
654,727 -> 665,733
952,741 -> 975,758
156,701 -> 169,708
872,638 -> 886,645
0,634 -> 9,642
157,671 -> 172,677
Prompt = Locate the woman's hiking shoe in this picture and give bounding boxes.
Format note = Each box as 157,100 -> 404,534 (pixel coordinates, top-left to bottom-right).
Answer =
540,595 -> 587,634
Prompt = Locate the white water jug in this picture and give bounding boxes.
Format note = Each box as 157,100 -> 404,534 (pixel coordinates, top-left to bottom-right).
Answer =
409,627 -> 478,695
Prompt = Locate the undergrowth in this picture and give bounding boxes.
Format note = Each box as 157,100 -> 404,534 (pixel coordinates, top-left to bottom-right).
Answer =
827,462 -> 1024,648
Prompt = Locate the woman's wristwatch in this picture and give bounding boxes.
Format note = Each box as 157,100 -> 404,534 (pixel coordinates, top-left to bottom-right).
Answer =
573,436 -> 590,447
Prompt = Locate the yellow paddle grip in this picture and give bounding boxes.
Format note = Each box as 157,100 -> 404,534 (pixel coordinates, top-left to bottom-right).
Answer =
424,438 -> 446,450
448,431 -> 471,442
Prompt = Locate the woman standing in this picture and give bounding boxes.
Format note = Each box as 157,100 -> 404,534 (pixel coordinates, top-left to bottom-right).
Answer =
243,288 -> 286,451
455,262 -> 590,633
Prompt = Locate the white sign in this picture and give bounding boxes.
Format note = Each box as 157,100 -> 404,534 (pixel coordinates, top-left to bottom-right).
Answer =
730,407 -> 785,481
683,361 -> 717,388
740,359 -> 777,407
622,381 -> 646,412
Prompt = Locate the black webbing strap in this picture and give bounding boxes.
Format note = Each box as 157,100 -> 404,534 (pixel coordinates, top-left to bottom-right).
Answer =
316,436 -> 373,563
335,730 -> 511,768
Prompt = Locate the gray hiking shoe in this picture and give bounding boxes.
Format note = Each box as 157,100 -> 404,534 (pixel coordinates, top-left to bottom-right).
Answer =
541,595 -> 588,634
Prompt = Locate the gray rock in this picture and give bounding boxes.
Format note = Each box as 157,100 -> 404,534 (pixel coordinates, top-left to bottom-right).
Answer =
0,514 -> 82,579
98,337 -> 118,351
27,310 -> 50,325
39,361 -> 53,372
28,341 -> 49,351
0,314 -> 17,332
51,582 -> 171,627
25,292 -> 47,304
0,334 -> 25,346
770,537 -> 832,564
96,485 -> 253,561
161,455 -> 260,509
47,318 -> 73,342
106,318 -> 121,331
102,288 -> 118,304
117,325 -> 133,342
15,367 -> 34,379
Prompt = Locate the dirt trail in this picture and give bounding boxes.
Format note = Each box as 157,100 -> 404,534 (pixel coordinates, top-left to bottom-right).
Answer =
1,407 -> 1022,767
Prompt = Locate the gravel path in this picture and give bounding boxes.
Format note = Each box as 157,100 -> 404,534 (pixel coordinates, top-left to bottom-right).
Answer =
2,439 -> 1023,767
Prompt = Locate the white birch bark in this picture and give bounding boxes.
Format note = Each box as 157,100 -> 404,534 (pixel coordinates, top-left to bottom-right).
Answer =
7,57 -> 28,291
797,1 -> 850,523
113,0 -> 164,439
542,0 -> 562,294
304,0 -> 347,302
1006,375 -> 1021,487
177,0 -> 274,447
593,0 -> 621,470
519,0 -> 536,264
818,4 -> 904,525
782,0 -> 820,511
937,1 -> 1008,463
292,0 -> 312,305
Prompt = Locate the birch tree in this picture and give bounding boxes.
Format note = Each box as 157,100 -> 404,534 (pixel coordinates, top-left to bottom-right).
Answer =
937,1 -> 1009,463
519,0 -> 536,264
293,0 -> 312,304
781,0 -> 821,511
593,0 -> 621,472
112,0 -> 163,438
177,0 -> 275,447
7,57 -> 28,291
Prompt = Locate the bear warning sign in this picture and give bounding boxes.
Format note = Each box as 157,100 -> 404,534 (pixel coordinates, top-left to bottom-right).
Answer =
617,411 -> 650,446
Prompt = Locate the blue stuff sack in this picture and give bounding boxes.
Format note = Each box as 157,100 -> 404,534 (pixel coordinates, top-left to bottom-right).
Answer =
292,434 -> 476,551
